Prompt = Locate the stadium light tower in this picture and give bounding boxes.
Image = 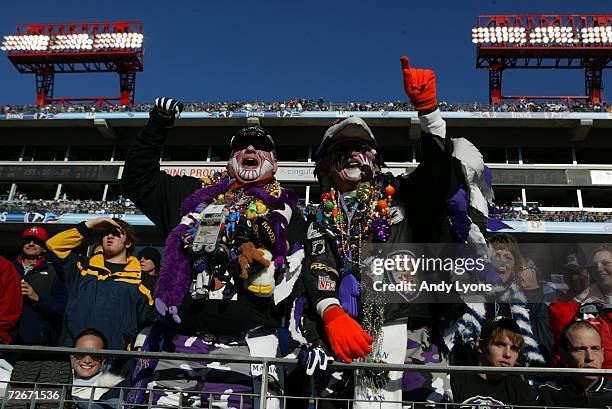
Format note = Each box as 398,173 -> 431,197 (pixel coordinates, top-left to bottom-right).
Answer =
1,21 -> 144,107
472,14 -> 612,107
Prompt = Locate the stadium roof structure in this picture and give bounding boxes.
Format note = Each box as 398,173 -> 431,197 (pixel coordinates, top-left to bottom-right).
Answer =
0,21 -> 144,107
473,14 -> 612,106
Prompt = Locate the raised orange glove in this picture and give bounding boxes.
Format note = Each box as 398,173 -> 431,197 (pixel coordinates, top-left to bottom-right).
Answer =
400,56 -> 437,112
322,305 -> 374,363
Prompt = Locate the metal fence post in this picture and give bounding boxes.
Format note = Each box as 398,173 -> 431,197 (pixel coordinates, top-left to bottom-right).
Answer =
259,359 -> 269,409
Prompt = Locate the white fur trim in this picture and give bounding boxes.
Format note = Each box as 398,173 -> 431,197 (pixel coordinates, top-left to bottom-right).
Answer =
452,137 -> 493,216
470,187 -> 489,216
316,298 -> 341,317
274,204 -> 292,226
274,249 -> 304,305
289,299 -> 308,346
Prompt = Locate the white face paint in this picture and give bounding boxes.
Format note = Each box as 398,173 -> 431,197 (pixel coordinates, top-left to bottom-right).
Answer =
330,147 -> 379,192
344,167 -> 362,179
227,145 -> 278,184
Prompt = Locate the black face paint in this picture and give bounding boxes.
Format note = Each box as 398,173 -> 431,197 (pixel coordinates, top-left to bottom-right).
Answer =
330,142 -> 377,171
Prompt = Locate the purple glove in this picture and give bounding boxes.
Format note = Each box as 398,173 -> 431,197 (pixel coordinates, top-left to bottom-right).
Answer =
339,273 -> 360,318
154,298 -> 181,324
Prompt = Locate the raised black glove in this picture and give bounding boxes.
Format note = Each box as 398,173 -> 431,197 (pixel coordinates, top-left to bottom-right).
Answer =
151,97 -> 184,127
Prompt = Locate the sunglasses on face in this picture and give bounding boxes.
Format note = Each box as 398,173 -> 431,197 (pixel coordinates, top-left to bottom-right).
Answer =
232,139 -> 274,152
23,237 -> 44,246
72,353 -> 105,362
231,128 -> 275,152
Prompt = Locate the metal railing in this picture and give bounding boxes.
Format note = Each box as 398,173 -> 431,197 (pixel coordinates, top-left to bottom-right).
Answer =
1,344 -> 610,409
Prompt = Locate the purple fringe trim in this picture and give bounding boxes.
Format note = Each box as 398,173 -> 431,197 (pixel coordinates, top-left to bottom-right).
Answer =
154,223 -> 191,308
244,185 -> 299,211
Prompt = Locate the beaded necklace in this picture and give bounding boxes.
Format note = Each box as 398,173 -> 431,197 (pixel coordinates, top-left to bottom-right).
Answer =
320,174 -> 396,264
320,174 -> 397,392
212,180 -> 281,244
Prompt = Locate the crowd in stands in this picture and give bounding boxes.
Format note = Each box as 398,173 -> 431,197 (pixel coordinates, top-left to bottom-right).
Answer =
2,98 -> 610,115
490,204 -> 612,223
2,193 -> 611,224
0,195 -> 141,216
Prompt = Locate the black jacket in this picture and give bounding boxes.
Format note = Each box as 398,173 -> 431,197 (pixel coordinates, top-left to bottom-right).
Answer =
121,110 -> 305,335
451,372 -> 538,407
538,377 -> 612,408
302,121 -> 466,327
12,256 -> 67,346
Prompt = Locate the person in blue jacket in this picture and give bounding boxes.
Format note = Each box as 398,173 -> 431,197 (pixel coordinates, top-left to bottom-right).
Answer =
46,217 -> 153,351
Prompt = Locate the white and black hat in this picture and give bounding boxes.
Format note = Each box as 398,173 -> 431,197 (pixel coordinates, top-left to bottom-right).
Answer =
314,117 -> 384,165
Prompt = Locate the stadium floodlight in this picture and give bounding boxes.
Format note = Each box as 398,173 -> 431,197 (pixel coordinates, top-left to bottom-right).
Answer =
93,32 -> 143,50
1,34 -> 50,51
472,17 -> 612,48
1,21 -> 144,107
50,34 -> 94,51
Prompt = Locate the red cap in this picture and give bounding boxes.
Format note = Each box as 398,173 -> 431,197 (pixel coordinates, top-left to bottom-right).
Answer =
21,226 -> 49,242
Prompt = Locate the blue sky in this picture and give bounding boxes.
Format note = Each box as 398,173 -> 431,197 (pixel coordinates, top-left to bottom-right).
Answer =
0,0 -> 610,105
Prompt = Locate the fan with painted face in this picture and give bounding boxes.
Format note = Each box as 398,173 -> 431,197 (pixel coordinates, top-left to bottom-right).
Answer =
227,126 -> 278,185
314,117 -> 384,193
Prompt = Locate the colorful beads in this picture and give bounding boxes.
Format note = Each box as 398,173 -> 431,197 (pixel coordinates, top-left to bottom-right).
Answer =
385,185 -> 395,196
255,200 -> 267,214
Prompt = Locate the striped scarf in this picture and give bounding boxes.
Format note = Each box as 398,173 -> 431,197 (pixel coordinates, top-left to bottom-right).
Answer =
455,283 -> 545,366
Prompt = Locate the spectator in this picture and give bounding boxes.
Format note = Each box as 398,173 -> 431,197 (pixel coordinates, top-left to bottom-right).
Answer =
539,321 -> 612,407
0,256 -> 22,344
136,247 -> 161,294
122,100 -> 304,408
491,233 -> 522,285
71,328 -> 127,409
7,227 -> 70,393
517,257 -> 556,361
12,226 -> 68,346
559,253 -> 604,303
453,233 -> 545,366
549,247 -> 612,370
592,244 -> 612,299
451,317 -> 538,406
46,217 -> 153,351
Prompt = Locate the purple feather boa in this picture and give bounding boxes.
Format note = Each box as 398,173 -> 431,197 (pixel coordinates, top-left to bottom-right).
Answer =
180,178 -> 233,215
156,178 -> 231,308
154,223 -> 191,307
